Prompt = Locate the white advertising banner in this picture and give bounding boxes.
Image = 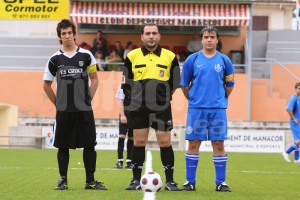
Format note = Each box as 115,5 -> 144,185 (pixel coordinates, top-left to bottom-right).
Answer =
95,127 -> 119,150
42,127 -> 120,150
43,127 -> 285,152
42,127 -> 55,149
196,130 -> 285,153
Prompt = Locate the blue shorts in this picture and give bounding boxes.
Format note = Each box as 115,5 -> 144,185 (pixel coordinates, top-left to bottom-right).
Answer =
290,121 -> 300,140
185,108 -> 228,141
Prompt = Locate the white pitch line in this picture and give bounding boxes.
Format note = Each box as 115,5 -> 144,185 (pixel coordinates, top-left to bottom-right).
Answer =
143,150 -> 156,200
145,150 -> 153,173
229,170 -> 300,174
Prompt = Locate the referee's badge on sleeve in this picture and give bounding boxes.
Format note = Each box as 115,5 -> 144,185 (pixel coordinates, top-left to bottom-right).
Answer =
159,70 -> 165,77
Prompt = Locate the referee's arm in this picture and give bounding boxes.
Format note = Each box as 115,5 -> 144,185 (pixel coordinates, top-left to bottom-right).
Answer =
169,56 -> 180,95
121,57 -> 134,91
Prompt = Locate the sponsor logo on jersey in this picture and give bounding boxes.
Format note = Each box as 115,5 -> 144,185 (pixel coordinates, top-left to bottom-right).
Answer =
60,68 -> 83,77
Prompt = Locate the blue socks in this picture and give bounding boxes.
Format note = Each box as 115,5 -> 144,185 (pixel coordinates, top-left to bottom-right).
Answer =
286,142 -> 299,154
185,153 -> 199,184
185,154 -> 228,185
213,155 -> 228,185
295,146 -> 299,161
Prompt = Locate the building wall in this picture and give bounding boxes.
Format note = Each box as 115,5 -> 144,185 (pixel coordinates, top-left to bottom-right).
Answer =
0,3 -> 294,38
0,3 -> 294,64
0,20 -> 58,37
0,19 -> 247,57
75,26 -> 248,57
253,4 -> 295,30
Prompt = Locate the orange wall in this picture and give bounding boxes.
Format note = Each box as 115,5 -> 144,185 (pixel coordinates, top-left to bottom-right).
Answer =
272,64 -> 300,99
250,79 -> 289,121
0,71 -> 248,125
227,74 -> 248,120
1,64 -> 295,124
75,26 -> 248,57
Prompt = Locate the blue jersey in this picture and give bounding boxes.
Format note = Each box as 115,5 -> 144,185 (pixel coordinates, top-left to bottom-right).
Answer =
287,94 -> 300,121
180,51 -> 235,109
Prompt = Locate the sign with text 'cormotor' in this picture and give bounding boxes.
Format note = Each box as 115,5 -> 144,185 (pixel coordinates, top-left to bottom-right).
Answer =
0,0 -> 69,20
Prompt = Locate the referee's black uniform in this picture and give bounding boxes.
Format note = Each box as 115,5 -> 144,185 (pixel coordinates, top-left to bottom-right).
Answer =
122,41 -> 181,191
122,45 -> 180,131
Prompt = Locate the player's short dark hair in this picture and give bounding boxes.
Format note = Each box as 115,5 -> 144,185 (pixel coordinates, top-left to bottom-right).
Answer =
56,19 -> 76,44
200,25 -> 219,40
295,82 -> 300,88
141,23 -> 159,34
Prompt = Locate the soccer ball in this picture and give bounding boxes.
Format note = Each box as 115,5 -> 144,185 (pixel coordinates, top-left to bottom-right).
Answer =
140,171 -> 163,192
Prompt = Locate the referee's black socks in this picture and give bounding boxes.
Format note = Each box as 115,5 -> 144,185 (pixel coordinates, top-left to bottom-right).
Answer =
160,146 -> 175,183
131,146 -> 145,181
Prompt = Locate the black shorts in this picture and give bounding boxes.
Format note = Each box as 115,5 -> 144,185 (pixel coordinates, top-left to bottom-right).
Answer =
54,111 -> 97,149
128,104 -> 173,131
119,122 -> 133,137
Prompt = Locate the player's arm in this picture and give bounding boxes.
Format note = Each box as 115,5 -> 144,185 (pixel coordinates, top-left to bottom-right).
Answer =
118,99 -> 127,124
88,64 -> 99,101
224,56 -> 235,97
43,80 -> 56,106
89,72 -> 98,101
287,110 -> 299,124
287,98 -> 299,124
181,86 -> 189,100
179,54 -> 194,100
43,57 -> 57,106
226,86 -> 234,97
225,74 -> 234,97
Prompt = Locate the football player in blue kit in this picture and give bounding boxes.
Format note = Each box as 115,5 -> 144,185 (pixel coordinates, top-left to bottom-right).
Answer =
180,26 -> 235,192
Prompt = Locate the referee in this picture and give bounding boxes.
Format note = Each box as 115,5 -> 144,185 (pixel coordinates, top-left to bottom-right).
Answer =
43,19 -> 107,191
122,23 -> 181,191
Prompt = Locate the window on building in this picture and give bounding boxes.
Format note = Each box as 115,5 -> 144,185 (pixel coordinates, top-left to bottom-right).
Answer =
253,16 -> 269,31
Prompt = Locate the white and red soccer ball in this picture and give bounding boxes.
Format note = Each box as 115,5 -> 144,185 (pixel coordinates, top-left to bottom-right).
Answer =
140,171 -> 163,192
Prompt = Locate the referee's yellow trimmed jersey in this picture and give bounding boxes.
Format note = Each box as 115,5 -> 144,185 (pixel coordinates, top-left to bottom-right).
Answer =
128,46 -> 175,81
122,45 -> 180,106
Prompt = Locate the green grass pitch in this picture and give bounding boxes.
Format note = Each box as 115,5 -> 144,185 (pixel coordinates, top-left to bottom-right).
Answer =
0,149 -> 299,200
